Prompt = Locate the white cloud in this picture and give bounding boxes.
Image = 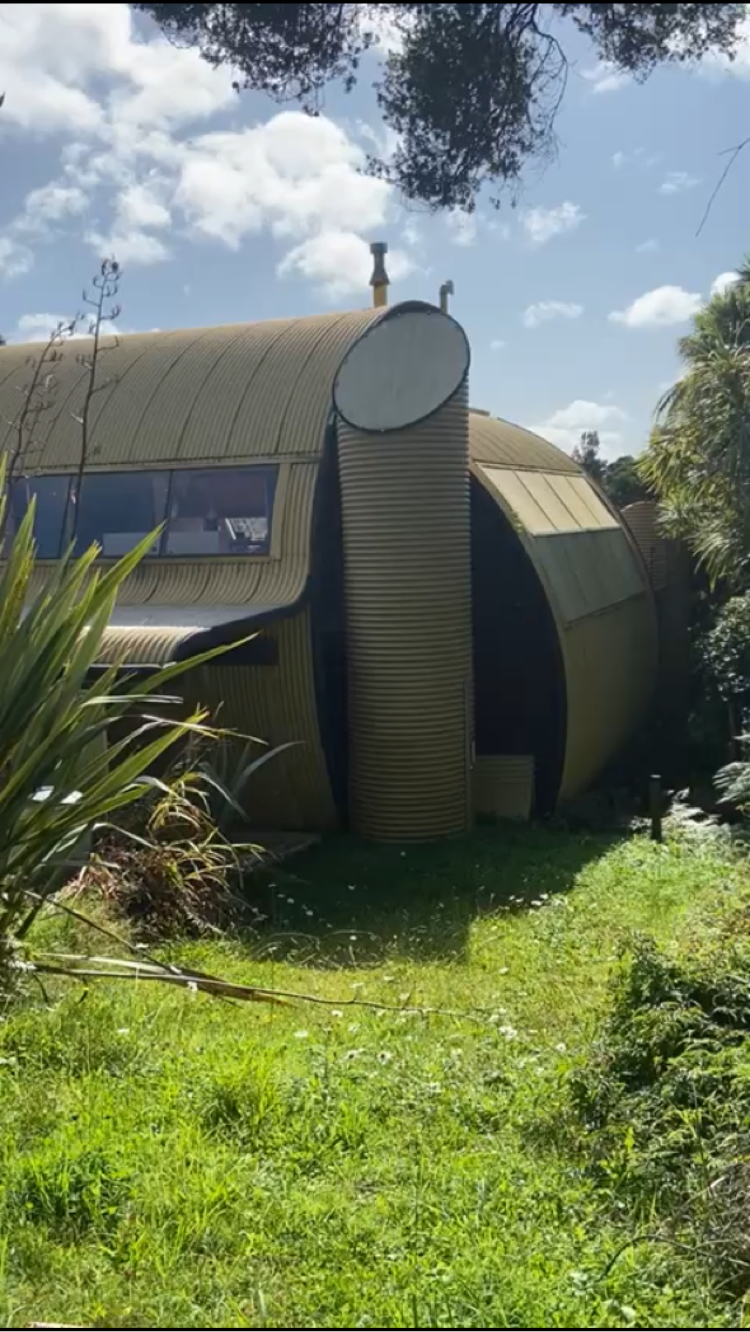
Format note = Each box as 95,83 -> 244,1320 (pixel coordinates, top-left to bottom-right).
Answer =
490,339 -> 506,352
636,238 -> 659,254
711,270 -> 740,296
11,312 -> 74,343
278,231 -> 413,299
0,6 -> 403,296
443,206 -> 508,247
581,61 -> 631,94
16,182 -> 88,233
117,182 -> 171,232
523,300 -> 583,330
10,311 -> 121,343
85,178 -> 172,266
0,5 -> 235,135
611,147 -> 661,173
658,170 -> 701,195
522,201 -> 585,247
531,400 -> 628,456
445,210 -> 478,247
609,285 -> 702,328
86,227 -> 170,267
0,236 -> 34,279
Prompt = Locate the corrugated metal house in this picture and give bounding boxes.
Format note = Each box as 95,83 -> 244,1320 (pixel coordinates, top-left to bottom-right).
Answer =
0,280 -> 657,841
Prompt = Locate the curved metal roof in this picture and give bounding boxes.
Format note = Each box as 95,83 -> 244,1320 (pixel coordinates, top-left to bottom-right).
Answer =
469,410 -> 579,474
0,310 -> 380,471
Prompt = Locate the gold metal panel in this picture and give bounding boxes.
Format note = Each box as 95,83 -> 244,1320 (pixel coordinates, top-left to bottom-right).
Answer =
533,529 -> 644,624
473,755 -> 534,821
179,609 -> 338,831
225,311 -> 377,459
559,596 -> 657,799
480,466 -> 558,533
562,475 -> 619,529
481,467 -> 621,538
469,412 -> 579,473
339,384 -> 473,841
0,311 -> 380,473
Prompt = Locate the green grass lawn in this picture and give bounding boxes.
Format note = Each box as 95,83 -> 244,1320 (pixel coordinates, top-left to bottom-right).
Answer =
0,826 -> 747,1329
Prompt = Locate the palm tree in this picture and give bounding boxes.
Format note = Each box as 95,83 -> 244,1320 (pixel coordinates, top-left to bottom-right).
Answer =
640,262 -> 750,587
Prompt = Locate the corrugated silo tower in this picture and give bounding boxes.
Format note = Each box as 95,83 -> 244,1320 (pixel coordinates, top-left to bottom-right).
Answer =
333,300 -> 473,841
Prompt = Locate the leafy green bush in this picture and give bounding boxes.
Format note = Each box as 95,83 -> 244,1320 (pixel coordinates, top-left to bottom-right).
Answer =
0,482 -> 226,988
573,931 -> 750,1292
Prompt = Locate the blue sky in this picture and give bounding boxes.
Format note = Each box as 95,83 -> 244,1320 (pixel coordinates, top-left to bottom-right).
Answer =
0,4 -> 747,458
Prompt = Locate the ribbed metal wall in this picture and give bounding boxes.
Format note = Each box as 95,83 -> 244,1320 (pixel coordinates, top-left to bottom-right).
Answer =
338,384 -> 473,841
179,610 -> 339,832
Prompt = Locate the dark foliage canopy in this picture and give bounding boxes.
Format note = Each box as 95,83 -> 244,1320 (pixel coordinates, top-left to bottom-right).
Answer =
134,3 -> 746,210
572,431 -> 651,510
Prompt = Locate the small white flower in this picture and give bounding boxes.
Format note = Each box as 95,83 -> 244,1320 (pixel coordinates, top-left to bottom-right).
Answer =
498,966 -> 509,975
498,1025 -> 518,1041
294,1029 -> 309,1040
347,884 -> 356,891
331,1009 -> 343,1019
116,1028 -> 130,1037
349,934 -> 358,942
399,992 -> 411,1003
348,1022 -> 360,1034
555,1042 -> 567,1054
378,1051 -> 393,1064
344,1047 -> 364,1061
305,909 -> 314,917
287,897 -> 295,905
351,981 -> 364,991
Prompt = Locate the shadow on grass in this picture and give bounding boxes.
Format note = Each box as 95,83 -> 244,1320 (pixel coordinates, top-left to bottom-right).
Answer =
249,823 -> 621,967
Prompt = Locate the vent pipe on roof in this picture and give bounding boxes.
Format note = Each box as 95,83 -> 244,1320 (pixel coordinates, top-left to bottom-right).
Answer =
369,241 -> 389,308
439,279 -> 454,314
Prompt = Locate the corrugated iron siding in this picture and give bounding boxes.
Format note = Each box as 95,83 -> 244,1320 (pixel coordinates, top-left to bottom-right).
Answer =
559,598 -> 656,798
469,417 -> 657,804
1,313 -> 383,834
178,609 -> 338,831
339,385 -> 473,840
470,413 -> 579,474
621,500 -> 668,589
622,500 -> 691,733
0,311 -> 380,470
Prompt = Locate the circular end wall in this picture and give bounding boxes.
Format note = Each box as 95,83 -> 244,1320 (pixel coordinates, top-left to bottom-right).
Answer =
334,304 -> 473,841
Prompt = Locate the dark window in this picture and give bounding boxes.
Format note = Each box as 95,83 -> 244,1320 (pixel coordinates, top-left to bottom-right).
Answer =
4,466 -> 278,560
72,472 -> 169,557
8,475 -> 71,558
164,467 -> 277,557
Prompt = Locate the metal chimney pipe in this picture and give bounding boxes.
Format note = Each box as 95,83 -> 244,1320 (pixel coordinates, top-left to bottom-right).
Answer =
369,241 -> 389,308
439,280 -> 454,314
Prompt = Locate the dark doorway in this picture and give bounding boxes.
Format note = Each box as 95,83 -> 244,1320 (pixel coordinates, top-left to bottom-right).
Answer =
470,475 -> 566,815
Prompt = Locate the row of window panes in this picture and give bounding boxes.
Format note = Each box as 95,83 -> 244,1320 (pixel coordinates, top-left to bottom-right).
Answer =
6,467 -> 278,559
